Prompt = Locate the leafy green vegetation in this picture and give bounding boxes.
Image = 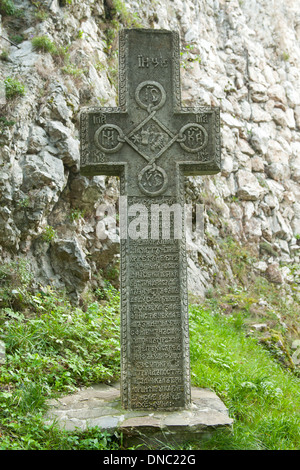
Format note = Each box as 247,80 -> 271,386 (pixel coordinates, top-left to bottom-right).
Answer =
282,52 -> 290,62
213,237 -> 300,361
4,77 -> 25,100
0,50 -> 9,61
41,225 -> 57,243
100,0 -> 142,96
111,0 -> 142,27
180,43 -> 201,70
9,34 -> 25,45
31,36 -> 83,77
61,63 -> 85,78
31,36 -> 70,64
189,304 -> 300,449
0,116 -> 16,137
0,0 -> 16,16
31,36 -> 57,54
187,235 -> 300,449
0,261 -> 121,449
0,245 -> 300,449
31,0 -> 49,20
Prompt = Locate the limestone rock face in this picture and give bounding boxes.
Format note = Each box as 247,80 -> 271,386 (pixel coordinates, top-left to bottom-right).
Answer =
236,170 -> 266,201
50,238 -> 91,297
0,0 -> 300,298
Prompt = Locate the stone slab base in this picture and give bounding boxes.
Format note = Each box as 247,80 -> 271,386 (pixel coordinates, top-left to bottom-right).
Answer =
45,383 -> 233,449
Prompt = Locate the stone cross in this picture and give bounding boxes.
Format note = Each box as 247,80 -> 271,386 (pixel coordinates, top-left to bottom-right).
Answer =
80,29 -> 221,410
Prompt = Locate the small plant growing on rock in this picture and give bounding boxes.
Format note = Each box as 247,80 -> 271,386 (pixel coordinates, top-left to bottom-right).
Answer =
0,117 -> 16,141
0,0 -> 16,15
61,63 -> 84,77
70,208 -> 85,222
282,52 -> 290,62
32,36 -> 57,54
31,36 -> 70,68
9,34 -> 24,45
41,225 -> 57,243
31,0 -> 49,20
0,50 -> 9,61
4,77 -> 25,99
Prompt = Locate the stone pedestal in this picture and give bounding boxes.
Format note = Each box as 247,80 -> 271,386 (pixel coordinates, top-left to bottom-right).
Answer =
45,383 -> 233,449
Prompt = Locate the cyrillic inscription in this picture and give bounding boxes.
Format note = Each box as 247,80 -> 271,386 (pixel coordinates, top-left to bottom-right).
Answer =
126,196 -> 185,409
138,55 -> 168,68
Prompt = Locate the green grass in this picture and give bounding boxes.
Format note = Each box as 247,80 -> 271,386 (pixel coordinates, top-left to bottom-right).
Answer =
31,36 -> 57,54
189,303 -> 300,450
0,256 -> 300,449
31,36 -> 70,66
0,266 -> 121,449
0,0 -> 16,15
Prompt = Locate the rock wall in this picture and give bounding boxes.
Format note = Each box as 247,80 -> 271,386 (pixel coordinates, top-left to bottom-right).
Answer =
0,0 -> 300,299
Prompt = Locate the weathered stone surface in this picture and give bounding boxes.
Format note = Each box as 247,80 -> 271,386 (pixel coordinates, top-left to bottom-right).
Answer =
50,238 -> 91,296
10,40 -> 40,67
45,120 -> 80,168
250,126 -> 269,154
290,156 -> 300,183
45,383 -> 233,449
22,152 -> 65,191
245,217 -> 262,242
236,169 -> 266,201
221,155 -> 234,177
80,29 -> 221,412
251,156 -> 265,172
266,263 -> 283,284
46,120 -> 72,143
27,125 -> 48,154
270,212 -> 292,240
48,94 -> 73,123
265,140 -> 289,164
267,162 -> 291,182
268,84 -> 287,103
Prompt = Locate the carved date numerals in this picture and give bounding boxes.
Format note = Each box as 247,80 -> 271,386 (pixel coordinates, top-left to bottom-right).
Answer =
138,55 -> 168,68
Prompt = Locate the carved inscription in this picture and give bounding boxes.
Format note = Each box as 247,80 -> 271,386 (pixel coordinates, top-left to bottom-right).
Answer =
125,197 -> 186,410
138,55 -> 168,68
196,113 -> 209,123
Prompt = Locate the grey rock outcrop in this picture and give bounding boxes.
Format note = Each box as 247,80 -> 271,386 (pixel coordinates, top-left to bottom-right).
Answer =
0,0 -> 300,298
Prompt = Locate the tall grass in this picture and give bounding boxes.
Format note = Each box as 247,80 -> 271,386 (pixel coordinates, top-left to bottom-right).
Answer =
1,256 -> 300,449
189,303 -> 300,450
0,279 -> 121,449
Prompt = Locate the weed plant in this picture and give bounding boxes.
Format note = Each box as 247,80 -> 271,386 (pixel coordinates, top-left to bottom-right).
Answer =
31,36 -> 57,54
4,77 -> 25,100
31,36 -> 69,64
0,0 -> 16,15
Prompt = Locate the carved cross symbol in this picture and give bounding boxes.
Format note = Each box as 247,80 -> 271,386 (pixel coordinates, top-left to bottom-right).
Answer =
80,29 -> 220,196
80,29 -> 221,411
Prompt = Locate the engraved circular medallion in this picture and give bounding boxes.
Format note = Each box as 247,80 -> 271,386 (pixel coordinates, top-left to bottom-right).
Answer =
135,81 -> 166,112
138,164 -> 168,196
178,123 -> 208,153
94,124 -> 124,153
